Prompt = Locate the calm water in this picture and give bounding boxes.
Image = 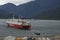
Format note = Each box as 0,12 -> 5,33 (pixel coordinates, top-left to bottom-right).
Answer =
0,19 -> 60,37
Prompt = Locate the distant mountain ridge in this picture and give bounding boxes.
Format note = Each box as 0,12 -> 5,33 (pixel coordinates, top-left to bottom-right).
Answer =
0,0 -> 60,19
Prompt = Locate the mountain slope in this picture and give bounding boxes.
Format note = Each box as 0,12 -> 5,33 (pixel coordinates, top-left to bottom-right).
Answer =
0,9 -> 10,18
0,3 -> 17,14
0,0 -> 60,19
36,7 -> 60,19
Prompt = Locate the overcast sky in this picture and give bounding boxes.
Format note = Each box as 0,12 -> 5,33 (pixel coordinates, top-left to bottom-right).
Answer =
0,0 -> 35,5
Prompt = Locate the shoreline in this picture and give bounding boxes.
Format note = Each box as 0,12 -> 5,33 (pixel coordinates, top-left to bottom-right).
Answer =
0,35 -> 60,40
0,19 -> 60,20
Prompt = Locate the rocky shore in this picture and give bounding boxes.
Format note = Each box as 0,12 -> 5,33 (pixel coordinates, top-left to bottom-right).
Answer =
0,35 -> 60,40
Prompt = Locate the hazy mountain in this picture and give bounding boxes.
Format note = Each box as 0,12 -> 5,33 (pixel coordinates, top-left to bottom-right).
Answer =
0,9 -> 10,18
0,3 -> 17,14
36,7 -> 60,20
0,0 -> 60,19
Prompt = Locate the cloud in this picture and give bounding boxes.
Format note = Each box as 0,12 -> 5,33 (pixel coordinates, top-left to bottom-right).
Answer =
0,0 -> 35,5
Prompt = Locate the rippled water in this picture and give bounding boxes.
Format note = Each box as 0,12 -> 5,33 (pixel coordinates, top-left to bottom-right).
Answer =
0,19 -> 60,37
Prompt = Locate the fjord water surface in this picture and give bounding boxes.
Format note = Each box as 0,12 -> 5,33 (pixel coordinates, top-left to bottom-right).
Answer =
0,19 -> 60,37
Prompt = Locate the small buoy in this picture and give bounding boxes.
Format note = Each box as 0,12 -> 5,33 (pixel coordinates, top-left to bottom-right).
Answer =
34,32 -> 40,35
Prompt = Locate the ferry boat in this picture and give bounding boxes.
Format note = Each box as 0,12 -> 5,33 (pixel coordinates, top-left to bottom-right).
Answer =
6,15 -> 31,29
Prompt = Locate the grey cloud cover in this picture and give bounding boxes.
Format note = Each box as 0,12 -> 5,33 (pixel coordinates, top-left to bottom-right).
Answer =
0,0 -> 35,5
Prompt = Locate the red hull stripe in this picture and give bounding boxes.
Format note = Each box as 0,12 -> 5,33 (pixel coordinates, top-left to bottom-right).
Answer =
7,23 -> 23,28
7,23 -> 31,29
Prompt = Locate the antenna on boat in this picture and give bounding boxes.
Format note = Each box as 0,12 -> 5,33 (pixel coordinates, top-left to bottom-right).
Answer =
19,17 -> 20,19
18,16 -> 21,22
12,14 -> 14,21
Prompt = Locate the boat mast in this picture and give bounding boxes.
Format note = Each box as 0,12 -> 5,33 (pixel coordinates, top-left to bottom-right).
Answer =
12,14 -> 14,21
19,17 -> 20,20
18,16 -> 21,22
